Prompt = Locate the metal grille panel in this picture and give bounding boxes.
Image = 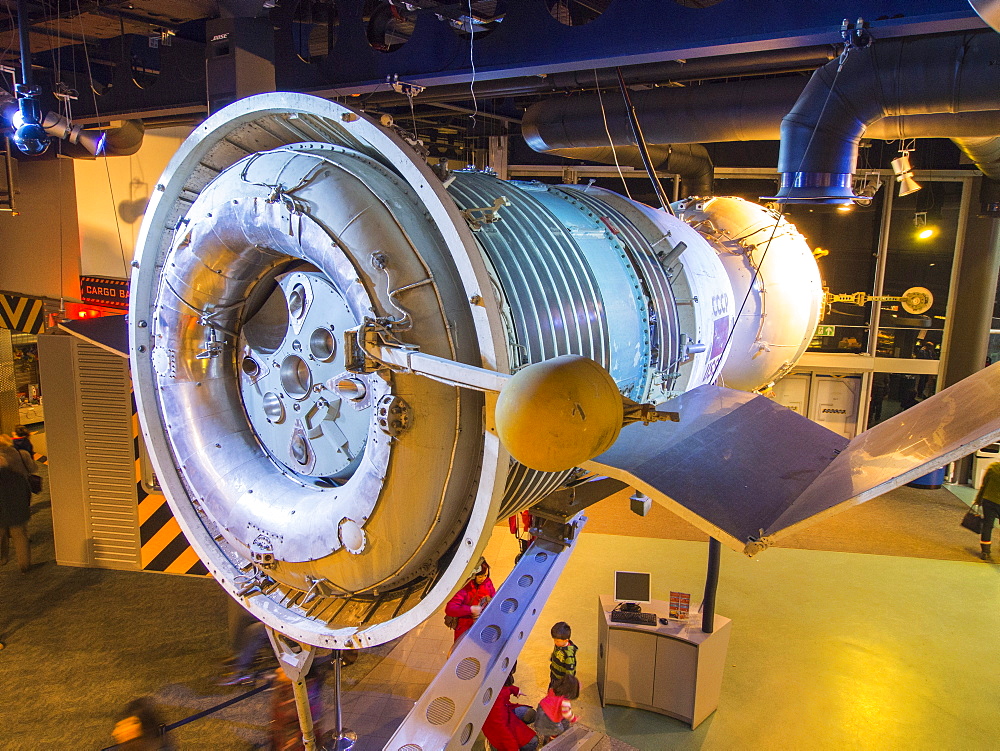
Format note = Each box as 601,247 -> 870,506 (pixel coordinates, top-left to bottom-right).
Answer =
426,696 -> 456,725
75,342 -> 139,567
455,657 -> 481,680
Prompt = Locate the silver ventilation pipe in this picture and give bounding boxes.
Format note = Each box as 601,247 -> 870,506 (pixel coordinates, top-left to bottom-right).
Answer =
542,144 -> 714,197
522,77 -> 807,149
363,45 -> 838,107
953,135 -> 1000,215
953,137 -> 1000,180
524,76 -> 1000,149
522,60 -> 1000,198
774,30 -> 1000,203
521,77 -> 800,199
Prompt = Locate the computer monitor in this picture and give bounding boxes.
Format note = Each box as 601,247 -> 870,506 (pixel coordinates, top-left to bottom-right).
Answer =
614,571 -> 651,604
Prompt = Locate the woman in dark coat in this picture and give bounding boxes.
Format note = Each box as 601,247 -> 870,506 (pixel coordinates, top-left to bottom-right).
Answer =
0,433 -> 36,573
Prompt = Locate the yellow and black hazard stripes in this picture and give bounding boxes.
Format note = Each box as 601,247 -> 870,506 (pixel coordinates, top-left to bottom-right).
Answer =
138,493 -> 207,574
131,392 -> 207,576
0,294 -> 45,334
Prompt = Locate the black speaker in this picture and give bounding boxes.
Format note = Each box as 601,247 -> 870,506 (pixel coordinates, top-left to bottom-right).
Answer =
206,17 -> 276,114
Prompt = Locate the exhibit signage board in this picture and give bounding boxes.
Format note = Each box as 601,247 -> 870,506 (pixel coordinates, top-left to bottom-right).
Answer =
80,276 -> 129,310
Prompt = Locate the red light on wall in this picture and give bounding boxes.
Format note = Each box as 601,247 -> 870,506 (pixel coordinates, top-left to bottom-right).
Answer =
63,303 -> 106,321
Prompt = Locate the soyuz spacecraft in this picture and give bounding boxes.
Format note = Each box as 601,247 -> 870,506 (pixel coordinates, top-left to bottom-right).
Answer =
129,93 -> 1000,660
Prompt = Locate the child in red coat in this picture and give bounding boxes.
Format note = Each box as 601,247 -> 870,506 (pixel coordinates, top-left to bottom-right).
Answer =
482,672 -> 537,751
445,557 -> 496,642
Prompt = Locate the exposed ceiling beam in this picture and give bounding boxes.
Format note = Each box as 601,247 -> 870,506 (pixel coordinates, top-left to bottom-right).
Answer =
424,101 -> 521,125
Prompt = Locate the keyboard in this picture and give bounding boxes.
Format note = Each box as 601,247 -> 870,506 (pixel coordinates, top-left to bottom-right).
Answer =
610,609 -> 657,626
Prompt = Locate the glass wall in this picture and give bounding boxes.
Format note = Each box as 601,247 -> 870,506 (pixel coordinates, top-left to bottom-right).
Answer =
709,173 -> 967,368
714,170 -> 972,436
784,197 -> 884,354
875,181 -> 962,360
11,332 -> 42,426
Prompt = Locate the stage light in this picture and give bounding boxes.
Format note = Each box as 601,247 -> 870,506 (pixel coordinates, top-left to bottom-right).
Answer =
852,172 -> 882,207
10,95 -> 50,156
891,150 -> 921,197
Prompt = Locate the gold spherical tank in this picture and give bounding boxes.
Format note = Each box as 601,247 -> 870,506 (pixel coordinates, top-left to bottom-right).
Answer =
495,355 -> 624,472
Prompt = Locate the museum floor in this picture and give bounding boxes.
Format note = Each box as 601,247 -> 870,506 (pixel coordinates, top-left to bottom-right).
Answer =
1,464 -> 998,750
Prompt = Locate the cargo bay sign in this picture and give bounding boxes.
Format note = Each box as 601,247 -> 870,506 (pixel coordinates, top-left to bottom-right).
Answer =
80,276 -> 129,310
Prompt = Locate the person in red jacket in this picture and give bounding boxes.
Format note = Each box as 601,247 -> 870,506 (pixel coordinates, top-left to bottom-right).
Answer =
508,510 -> 534,563
444,557 -> 495,642
482,671 -> 537,751
534,674 -> 579,745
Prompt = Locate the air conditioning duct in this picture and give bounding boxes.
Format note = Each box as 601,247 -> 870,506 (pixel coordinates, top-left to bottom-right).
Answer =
539,143 -> 714,197
522,41 -> 1000,201
774,30 -> 1000,203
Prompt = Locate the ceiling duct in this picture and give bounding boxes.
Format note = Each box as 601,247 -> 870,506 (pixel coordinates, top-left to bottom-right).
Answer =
364,45 -> 838,106
522,76 -> 807,149
521,77 -> 804,199
774,30 -> 1000,204
953,136 -> 1000,180
541,144 -> 714,197
523,76 -> 1000,149
522,47 -> 1000,199
953,135 -> 1000,214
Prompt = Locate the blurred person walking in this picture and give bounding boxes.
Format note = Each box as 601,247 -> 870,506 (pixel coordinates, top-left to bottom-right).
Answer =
0,434 -> 36,573
974,460 -> 1000,560
12,425 -> 33,457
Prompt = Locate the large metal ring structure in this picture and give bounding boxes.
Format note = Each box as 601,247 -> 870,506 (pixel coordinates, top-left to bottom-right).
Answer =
131,94 -> 508,648
131,93 -> 822,648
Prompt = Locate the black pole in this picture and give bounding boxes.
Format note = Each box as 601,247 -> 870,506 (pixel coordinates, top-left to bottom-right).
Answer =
702,537 -> 721,633
15,0 -> 33,89
614,67 -> 675,215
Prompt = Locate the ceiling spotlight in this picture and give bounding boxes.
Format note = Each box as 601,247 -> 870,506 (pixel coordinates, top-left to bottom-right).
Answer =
913,211 -> 937,240
852,172 -> 883,207
12,119 -> 49,155
10,95 -> 51,156
891,150 -> 921,197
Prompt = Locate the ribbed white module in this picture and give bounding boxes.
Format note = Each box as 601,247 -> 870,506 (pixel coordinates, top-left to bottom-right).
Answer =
615,197 -> 736,394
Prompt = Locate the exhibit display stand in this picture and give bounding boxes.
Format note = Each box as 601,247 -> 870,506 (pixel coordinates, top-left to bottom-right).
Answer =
596,595 -> 731,728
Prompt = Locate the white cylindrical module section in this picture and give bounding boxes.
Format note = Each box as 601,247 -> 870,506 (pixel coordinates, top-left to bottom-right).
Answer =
674,196 -> 824,392
609,195 -> 737,394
